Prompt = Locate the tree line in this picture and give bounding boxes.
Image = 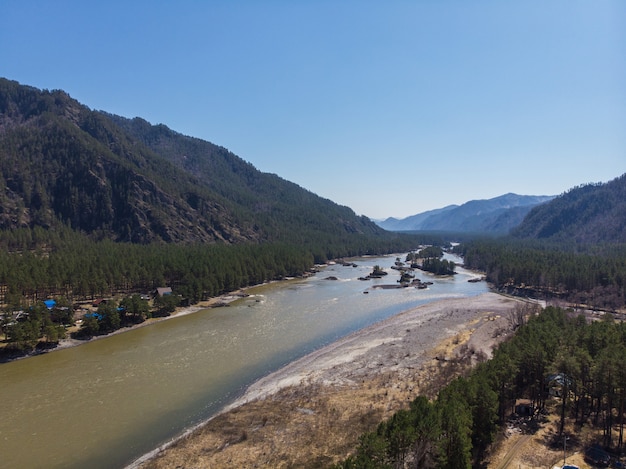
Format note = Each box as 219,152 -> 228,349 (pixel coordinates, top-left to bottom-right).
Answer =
335,305 -> 626,468
0,227 -> 426,355
457,238 -> 626,310
0,227 -> 422,306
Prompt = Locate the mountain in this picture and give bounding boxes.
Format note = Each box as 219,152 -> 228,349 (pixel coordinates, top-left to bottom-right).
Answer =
0,78 -> 385,244
511,174 -> 626,243
377,205 -> 458,232
376,193 -> 555,233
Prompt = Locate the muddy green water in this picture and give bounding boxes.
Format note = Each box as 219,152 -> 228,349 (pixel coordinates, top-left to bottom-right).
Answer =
0,254 -> 487,468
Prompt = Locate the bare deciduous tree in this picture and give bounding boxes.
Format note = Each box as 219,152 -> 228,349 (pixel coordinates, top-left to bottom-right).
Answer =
507,301 -> 541,331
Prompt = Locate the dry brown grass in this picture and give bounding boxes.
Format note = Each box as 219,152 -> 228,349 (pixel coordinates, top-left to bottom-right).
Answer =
144,383 -> 386,468
142,330 -> 481,469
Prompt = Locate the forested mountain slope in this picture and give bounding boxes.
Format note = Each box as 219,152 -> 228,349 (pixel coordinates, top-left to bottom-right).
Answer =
0,78 -> 384,244
511,174 -> 626,243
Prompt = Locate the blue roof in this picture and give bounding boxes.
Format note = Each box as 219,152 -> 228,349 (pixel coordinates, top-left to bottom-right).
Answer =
85,312 -> 103,320
44,299 -> 56,309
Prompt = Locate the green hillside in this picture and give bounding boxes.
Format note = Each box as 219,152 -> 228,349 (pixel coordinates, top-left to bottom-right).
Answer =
0,78 -> 384,245
512,174 -> 626,243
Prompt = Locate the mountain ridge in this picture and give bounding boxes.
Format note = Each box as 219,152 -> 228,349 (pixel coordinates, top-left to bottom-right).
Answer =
376,193 -> 555,233
377,205 -> 458,232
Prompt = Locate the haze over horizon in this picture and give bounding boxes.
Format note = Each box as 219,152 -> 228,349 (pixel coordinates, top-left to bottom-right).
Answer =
2,1 -> 624,219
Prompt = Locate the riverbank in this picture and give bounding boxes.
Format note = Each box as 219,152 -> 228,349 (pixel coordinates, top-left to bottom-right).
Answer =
131,292 -> 525,468
1,290 -> 250,360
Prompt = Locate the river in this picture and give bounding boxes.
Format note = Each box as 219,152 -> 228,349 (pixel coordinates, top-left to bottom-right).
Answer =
0,253 -> 487,468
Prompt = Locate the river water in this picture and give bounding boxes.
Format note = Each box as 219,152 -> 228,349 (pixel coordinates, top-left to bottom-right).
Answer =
0,253 -> 487,468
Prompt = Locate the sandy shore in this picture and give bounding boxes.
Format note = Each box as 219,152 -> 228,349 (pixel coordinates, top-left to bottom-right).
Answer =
131,292 -> 527,468
226,292 -> 514,406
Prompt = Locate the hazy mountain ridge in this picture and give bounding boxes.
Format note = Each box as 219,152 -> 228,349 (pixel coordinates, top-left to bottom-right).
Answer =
377,205 -> 458,232
0,78 -> 384,244
377,193 -> 555,233
512,174 -> 626,243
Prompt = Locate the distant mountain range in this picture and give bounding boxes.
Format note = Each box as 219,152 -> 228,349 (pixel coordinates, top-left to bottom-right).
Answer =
376,193 -> 555,233
0,78 -> 385,244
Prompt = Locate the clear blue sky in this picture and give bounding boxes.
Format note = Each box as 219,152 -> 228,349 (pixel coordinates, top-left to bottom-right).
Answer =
2,1 -> 624,219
